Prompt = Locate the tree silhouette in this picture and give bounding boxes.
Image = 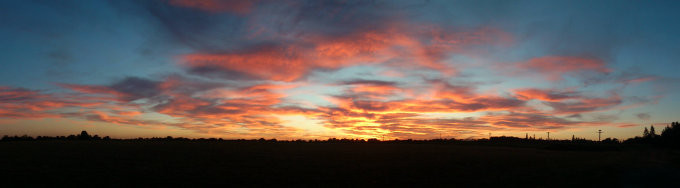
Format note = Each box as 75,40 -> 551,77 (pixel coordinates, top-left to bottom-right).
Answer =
662,125 -> 671,137
78,131 -> 91,140
660,122 -> 680,147
625,122 -> 680,147
601,138 -> 619,144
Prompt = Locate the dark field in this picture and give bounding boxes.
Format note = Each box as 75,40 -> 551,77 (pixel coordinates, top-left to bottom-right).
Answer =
1,141 -> 679,187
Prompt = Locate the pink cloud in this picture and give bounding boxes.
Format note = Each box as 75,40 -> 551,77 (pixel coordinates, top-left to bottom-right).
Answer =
181,46 -> 308,81
180,24 -> 512,81
621,76 -> 657,84
58,83 -> 129,101
0,87 -> 102,118
517,56 -> 611,81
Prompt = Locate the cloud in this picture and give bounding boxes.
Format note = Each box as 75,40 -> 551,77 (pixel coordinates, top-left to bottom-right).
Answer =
581,70 -> 661,87
57,84 -> 126,100
516,56 -> 611,81
166,0 -> 256,14
53,75 -> 312,135
622,76 -> 657,85
0,87 -> 102,118
181,45 -> 309,81
545,94 -> 622,114
330,93 -> 525,114
338,79 -> 401,98
636,113 -> 651,120
340,79 -> 397,86
180,23 -> 512,81
186,65 -> 259,80
307,78 -> 532,138
617,123 -> 639,128
60,77 -> 161,102
513,88 -> 579,102
478,112 -> 581,130
0,69 -> 642,139
110,77 -> 161,101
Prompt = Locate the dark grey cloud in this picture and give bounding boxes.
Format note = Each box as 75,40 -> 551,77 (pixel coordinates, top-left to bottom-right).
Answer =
0,87 -> 41,102
110,77 -> 161,101
445,98 -> 525,112
287,0 -> 398,35
340,79 -> 397,86
636,113 -> 651,120
352,100 -> 391,111
108,0 -> 409,54
545,97 -> 622,114
108,0 -> 250,52
187,65 -> 260,81
482,112 -> 578,129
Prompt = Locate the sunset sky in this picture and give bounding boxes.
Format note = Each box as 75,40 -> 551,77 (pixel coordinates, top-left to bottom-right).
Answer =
1,0 -> 679,140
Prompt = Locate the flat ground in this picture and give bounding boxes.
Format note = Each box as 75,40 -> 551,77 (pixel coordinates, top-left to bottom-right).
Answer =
1,141 -> 678,187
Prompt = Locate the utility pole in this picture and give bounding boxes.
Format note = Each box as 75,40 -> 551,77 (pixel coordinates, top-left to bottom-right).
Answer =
546,132 -> 550,140
597,130 -> 603,141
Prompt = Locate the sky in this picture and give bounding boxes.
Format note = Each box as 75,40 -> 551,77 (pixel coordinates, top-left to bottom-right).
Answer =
1,0 -> 679,140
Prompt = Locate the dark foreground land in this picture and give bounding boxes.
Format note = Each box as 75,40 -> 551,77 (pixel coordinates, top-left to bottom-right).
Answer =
1,141 -> 679,187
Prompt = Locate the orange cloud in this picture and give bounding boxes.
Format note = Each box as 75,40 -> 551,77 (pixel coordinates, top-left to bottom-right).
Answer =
117,111 -> 142,117
0,77 -> 633,139
182,46 -> 308,81
350,85 -> 400,96
180,25 -> 512,81
310,80 -> 530,138
0,87 -> 103,118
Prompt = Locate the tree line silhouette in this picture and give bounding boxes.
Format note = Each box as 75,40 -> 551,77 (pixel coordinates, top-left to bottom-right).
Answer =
622,122 -> 680,148
2,122 -> 680,148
